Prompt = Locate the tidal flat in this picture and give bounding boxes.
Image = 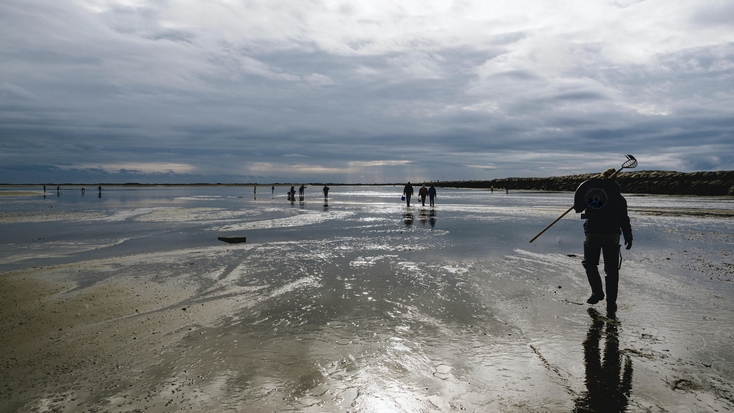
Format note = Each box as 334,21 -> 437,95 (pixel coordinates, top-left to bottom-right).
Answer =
1,186 -> 733,412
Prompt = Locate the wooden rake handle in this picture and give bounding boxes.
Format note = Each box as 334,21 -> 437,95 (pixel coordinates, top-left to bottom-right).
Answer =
529,205 -> 575,243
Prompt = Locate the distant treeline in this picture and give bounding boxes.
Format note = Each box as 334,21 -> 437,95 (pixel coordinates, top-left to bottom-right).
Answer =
433,170 -> 734,196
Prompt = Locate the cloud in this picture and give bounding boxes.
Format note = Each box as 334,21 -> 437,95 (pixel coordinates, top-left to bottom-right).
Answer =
349,160 -> 412,167
0,0 -> 733,184
247,162 -> 346,175
303,73 -> 336,87
0,82 -> 36,101
247,160 -> 413,178
467,164 -> 497,170
691,1 -> 734,27
59,162 -> 198,174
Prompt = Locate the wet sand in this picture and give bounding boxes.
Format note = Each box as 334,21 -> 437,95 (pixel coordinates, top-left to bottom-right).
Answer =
1,188 -> 733,412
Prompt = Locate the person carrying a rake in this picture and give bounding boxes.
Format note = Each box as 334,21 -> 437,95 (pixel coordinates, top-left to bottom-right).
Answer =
575,167 -> 633,314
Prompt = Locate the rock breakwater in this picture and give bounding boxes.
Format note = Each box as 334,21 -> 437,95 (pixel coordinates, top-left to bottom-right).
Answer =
436,170 -> 734,196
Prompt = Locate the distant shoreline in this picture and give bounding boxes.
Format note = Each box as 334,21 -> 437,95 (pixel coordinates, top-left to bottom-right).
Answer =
2,170 -> 733,196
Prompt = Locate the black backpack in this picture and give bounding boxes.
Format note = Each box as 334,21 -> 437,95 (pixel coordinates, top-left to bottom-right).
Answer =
574,178 -> 623,220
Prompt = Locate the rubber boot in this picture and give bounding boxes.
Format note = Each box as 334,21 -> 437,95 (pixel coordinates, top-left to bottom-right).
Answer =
605,275 -> 618,312
602,243 -> 620,312
584,264 -> 605,304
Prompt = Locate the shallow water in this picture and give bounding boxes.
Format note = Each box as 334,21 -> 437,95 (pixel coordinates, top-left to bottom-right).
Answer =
1,186 -> 733,412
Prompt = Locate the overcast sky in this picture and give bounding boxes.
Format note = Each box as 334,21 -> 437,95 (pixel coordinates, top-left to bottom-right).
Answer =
1,0 -> 733,184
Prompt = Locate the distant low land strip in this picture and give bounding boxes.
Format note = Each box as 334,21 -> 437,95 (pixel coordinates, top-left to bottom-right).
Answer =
436,170 -> 734,196
3,170 -> 733,197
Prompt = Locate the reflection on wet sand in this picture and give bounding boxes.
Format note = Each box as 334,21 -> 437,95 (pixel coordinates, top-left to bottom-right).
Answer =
403,208 -> 413,226
574,308 -> 633,413
418,207 -> 437,228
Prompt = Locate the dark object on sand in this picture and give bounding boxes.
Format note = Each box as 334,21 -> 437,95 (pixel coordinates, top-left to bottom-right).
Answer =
218,236 -> 247,244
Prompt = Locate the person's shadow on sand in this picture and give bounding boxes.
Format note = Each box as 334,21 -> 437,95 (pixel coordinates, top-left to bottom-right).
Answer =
573,308 -> 633,413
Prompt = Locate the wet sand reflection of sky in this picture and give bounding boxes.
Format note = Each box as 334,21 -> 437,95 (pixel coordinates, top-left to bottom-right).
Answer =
0,186 -> 733,412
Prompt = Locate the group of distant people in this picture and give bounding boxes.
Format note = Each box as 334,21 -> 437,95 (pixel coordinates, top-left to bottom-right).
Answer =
43,185 -> 103,198
283,184 -> 331,202
262,182 -> 441,207
274,182 -> 441,207
402,182 -> 437,207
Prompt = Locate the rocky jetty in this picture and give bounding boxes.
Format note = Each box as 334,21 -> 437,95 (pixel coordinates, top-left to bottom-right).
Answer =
436,170 -> 734,196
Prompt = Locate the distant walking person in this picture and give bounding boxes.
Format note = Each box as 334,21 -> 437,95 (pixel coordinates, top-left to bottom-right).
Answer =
574,168 -> 633,314
323,185 -> 330,198
271,185 -> 275,195
403,182 -> 414,207
289,186 -> 296,201
428,184 -> 437,207
418,184 -> 428,206
299,185 -> 306,200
